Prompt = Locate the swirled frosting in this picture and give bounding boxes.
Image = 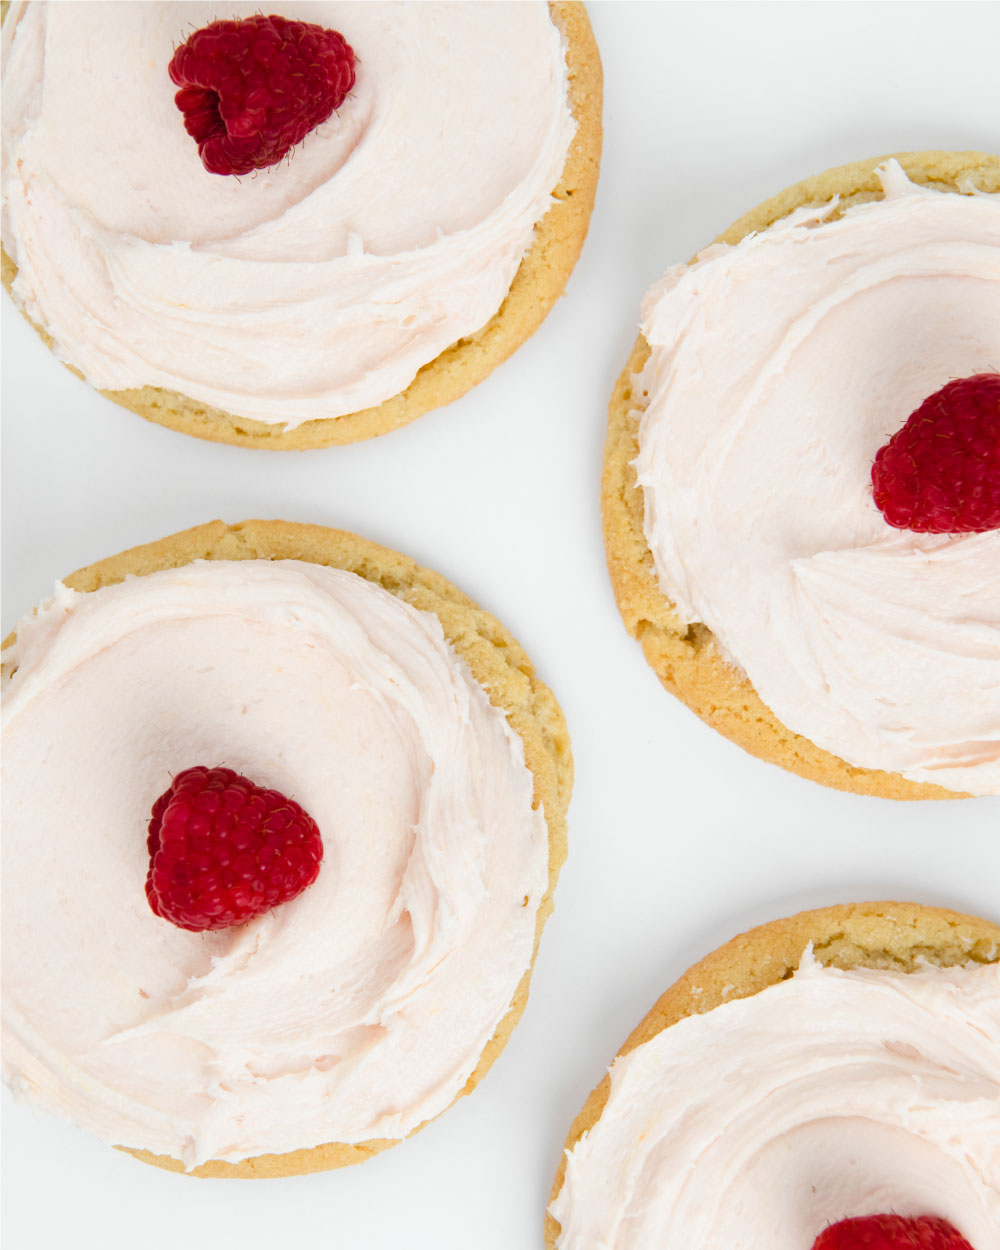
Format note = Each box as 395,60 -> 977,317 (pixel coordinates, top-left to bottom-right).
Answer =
550,953 -> 1000,1249
634,162 -> 1000,795
0,1 -> 575,426
1,560 -> 548,1166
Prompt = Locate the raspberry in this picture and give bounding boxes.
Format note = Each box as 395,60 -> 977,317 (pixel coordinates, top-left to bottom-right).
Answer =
145,766 -> 323,932
168,15 -> 356,176
812,1214 -> 974,1250
871,373 -> 1000,533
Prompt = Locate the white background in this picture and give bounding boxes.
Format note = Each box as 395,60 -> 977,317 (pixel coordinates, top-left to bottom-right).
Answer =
3,3 -> 999,1247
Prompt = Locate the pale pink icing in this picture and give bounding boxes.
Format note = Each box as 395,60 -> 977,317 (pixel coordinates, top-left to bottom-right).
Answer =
550,952 -> 1000,1249
1,561 -> 548,1166
634,162 -> 1000,795
1,1 -> 575,426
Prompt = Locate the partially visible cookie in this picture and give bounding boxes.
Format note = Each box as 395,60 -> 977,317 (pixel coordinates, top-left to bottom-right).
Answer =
603,150 -> 1000,798
547,901 -> 1000,1249
1,2 -> 602,447
3,520 -> 572,1177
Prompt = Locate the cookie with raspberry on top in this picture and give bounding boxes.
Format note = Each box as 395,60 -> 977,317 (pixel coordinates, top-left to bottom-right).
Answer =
1,3 -> 602,446
603,150 -> 1000,798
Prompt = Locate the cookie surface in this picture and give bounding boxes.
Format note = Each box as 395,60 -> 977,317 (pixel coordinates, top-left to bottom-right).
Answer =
602,150 -> 1000,799
1,1 -> 602,448
6,519 -> 572,1177
546,900 -> 1000,1248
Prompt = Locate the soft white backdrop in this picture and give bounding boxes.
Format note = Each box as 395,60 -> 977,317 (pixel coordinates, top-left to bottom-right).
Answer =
3,3 -> 999,1248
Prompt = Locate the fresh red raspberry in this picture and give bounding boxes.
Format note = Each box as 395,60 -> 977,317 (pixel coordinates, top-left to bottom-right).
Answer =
145,766 -> 323,932
871,373 -> 1000,533
812,1214 -> 974,1250
168,15 -> 356,176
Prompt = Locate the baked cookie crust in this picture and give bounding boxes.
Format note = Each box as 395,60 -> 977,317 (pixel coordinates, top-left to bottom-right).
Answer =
545,900 -> 1000,1248
5,519 -> 573,1177
602,150 -> 1000,800
1,1 -> 603,448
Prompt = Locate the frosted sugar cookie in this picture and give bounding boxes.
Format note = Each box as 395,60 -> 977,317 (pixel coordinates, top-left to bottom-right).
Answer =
604,151 -> 1000,798
2,520 -> 572,1176
548,901 -> 1000,1249
1,3 -> 602,446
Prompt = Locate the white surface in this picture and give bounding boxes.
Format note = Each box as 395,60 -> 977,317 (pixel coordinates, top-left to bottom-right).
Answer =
2,3 -> 999,1248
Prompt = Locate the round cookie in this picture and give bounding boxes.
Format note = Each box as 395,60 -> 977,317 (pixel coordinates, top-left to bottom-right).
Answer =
602,150 -> 1000,799
546,900 -> 1000,1248
3,519 -> 572,1177
0,2 -> 602,449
